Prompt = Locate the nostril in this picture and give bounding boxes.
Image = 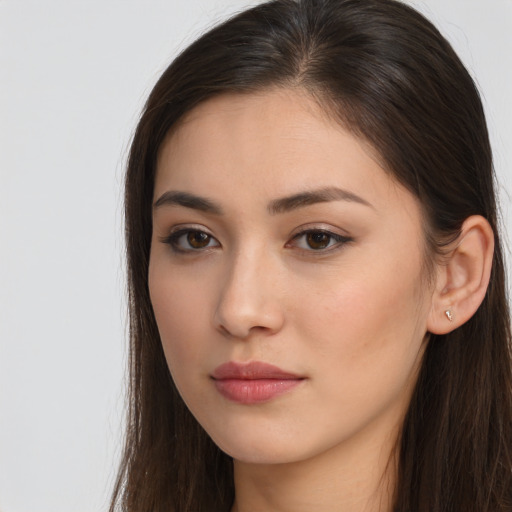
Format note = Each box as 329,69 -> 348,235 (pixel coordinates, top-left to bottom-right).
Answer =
214,306 -> 285,339
213,260 -> 285,339
217,324 -> 232,337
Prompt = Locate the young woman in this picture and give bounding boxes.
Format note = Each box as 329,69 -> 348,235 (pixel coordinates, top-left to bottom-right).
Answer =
110,0 -> 512,510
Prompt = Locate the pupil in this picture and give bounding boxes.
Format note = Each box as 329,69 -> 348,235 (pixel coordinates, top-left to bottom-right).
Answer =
188,231 -> 209,248
307,232 -> 330,249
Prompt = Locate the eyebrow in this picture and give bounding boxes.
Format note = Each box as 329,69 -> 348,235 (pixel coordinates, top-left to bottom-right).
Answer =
153,191 -> 223,214
153,186 -> 373,215
268,186 -> 373,214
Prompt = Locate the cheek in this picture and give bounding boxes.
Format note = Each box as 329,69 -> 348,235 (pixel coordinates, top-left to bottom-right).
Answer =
148,262 -> 212,376
294,249 -> 429,401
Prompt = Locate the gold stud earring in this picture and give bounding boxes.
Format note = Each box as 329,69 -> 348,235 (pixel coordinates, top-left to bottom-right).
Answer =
445,309 -> 453,322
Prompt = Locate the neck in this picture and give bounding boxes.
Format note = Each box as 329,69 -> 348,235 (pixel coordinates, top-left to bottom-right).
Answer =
231,423 -> 399,512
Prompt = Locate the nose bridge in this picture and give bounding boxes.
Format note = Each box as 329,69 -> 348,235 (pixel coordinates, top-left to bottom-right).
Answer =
214,242 -> 284,339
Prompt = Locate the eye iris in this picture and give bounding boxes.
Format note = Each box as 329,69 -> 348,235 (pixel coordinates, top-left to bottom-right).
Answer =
306,232 -> 330,249
187,231 -> 210,249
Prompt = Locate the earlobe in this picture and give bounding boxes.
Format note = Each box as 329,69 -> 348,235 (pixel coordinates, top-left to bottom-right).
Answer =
427,215 -> 494,335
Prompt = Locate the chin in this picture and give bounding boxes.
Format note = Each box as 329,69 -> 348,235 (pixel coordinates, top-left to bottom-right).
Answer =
222,446 -> 300,465
208,429 -> 316,465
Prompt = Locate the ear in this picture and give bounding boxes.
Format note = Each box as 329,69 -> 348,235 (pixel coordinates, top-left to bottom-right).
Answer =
427,215 -> 494,335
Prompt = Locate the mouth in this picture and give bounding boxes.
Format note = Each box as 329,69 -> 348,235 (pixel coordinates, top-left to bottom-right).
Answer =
211,361 -> 305,405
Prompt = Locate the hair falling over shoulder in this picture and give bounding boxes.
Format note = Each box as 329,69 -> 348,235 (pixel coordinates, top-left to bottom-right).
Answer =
110,0 -> 512,510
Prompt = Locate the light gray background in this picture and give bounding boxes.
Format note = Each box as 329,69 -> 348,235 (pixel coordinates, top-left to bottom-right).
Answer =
0,1 -> 510,511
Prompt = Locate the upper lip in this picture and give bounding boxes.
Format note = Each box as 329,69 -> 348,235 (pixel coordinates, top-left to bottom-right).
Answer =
211,361 -> 303,380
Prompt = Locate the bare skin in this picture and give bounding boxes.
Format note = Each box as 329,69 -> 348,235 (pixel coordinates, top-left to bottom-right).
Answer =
149,89 -> 449,512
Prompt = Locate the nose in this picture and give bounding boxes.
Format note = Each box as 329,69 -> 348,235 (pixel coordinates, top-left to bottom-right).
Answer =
213,250 -> 285,339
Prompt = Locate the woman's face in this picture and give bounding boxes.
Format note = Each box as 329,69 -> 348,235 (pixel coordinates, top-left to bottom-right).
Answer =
149,89 -> 434,465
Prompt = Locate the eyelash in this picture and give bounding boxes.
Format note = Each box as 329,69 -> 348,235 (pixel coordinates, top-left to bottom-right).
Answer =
160,228 -> 220,254
160,227 -> 353,254
287,229 -> 353,253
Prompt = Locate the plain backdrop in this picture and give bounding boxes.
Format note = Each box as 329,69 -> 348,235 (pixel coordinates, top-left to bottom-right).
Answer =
0,1 -> 510,511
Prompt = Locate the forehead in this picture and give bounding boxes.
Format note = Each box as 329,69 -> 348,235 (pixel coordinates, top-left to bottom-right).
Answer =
155,88 -> 414,216
162,89 -> 339,167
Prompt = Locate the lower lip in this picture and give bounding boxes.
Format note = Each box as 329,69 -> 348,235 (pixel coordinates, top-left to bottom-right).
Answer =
213,378 -> 303,404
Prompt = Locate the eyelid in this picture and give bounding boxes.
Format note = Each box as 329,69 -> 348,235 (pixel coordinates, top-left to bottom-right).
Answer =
158,223 -> 353,255
166,223 -> 214,235
286,224 -> 353,253
289,223 -> 352,239
159,224 -> 220,253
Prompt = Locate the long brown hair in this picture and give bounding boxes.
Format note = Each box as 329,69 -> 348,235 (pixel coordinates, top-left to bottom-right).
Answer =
110,1 -> 512,510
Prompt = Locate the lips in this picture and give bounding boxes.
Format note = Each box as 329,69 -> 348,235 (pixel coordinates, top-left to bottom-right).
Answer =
211,361 -> 304,404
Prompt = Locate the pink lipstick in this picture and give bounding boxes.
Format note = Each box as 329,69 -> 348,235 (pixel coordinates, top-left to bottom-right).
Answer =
211,361 -> 304,404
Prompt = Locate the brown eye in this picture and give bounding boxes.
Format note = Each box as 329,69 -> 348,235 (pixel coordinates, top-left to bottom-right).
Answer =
187,231 -> 211,249
162,228 -> 220,253
306,232 -> 331,250
288,229 -> 352,253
